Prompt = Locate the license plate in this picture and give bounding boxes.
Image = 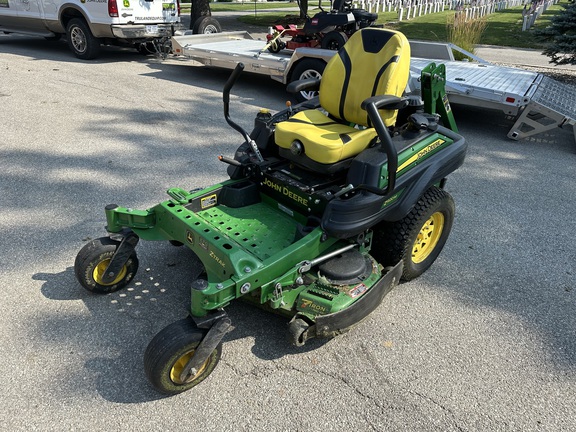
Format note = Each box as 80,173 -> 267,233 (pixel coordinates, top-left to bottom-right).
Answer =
145,25 -> 159,34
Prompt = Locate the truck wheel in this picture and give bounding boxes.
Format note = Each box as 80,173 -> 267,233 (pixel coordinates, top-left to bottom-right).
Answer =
321,31 -> 348,50
372,186 -> 455,281
66,18 -> 101,60
193,17 -> 222,34
144,318 -> 222,395
74,237 -> 139,294
290,58 -> 326,103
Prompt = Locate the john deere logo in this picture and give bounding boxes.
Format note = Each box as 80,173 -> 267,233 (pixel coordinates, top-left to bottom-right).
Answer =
186,230 -> 194,245
123,0 -> 129,6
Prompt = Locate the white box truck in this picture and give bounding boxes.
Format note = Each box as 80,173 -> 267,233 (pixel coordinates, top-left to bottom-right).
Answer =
0,0 -> 182,59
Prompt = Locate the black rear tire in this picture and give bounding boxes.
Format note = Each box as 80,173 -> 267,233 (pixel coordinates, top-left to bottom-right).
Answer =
372,186 -> 455,281
321,31 -> 348,50
66,18 -> 100,60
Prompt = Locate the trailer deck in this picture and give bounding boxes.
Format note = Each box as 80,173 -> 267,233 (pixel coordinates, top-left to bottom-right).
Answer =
171,31 -> 335,84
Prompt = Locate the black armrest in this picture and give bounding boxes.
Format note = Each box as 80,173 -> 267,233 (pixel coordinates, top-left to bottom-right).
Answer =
361,95 -> 407,111
360,95 -> 407,198
286,78 -> 321,94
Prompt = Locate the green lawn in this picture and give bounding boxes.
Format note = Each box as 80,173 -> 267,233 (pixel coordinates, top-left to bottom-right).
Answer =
182,0 -> 326,13
234,1 -> 568,48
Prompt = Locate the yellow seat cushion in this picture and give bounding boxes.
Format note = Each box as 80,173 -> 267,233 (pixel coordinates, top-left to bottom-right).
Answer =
274,28 -> 410,166
275,110 -> 378,164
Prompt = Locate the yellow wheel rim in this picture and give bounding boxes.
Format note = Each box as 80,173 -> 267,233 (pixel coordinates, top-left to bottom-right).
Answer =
412,212 -> 444,264
170,349 -> 208,385
92,259 -> 127,286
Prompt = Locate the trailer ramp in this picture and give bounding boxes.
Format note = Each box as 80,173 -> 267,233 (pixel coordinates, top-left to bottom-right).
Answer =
508,75 -> 576,141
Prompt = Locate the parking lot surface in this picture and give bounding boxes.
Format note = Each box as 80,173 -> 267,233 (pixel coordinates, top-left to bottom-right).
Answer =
1,32 -> 575,431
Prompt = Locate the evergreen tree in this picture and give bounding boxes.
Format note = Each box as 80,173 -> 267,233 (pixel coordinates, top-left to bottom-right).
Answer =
536,1 -> 576,65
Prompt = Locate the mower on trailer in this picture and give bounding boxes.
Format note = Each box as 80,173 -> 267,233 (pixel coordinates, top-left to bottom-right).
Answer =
266,0 -> 379,52
75,28 -> 466,395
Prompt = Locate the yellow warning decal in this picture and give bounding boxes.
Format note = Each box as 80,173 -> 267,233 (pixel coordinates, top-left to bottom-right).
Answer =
200,194 -> 217,209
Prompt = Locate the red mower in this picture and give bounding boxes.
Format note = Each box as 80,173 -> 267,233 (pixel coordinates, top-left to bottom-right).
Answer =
266,0 -> 379,53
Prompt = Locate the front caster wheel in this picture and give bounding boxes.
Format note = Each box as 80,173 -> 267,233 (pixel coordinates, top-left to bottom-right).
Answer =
74,237 -> 138,294
144,318 -> 222,395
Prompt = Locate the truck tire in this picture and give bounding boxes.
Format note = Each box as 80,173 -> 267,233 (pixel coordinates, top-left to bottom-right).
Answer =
66,18 -> 101,60
193,17 -> 222,34
290,58 -> 326,103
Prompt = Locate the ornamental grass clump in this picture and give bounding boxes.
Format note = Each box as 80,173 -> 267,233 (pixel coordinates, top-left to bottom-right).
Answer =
447,12 -> 488,60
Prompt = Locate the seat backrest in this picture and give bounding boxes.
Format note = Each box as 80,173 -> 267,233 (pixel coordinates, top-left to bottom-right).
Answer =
319,28 -> 410,127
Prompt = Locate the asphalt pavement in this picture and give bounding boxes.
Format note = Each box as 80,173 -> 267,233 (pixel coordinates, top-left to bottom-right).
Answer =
0,19 -> 575,432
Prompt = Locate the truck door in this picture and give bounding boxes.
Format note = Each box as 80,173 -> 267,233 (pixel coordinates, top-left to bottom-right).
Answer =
11,0 -> 44,31
117,0 -> 179,25
0,0 -> 20,28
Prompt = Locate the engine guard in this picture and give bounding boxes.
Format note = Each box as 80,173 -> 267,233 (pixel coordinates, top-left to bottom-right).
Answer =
314,260 -> 403,339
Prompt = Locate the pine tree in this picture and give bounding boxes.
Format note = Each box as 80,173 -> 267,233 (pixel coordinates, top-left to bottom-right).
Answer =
536,1 -> 576,65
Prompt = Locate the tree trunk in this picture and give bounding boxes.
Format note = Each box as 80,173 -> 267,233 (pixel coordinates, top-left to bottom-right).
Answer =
299,0 -> 309,19
190,0 -> 212,29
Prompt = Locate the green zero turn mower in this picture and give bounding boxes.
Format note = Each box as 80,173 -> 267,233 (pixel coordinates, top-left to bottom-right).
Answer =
74,28 -> 467,395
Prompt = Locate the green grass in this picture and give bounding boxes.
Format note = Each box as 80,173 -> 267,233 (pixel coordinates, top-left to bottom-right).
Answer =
389,3 -> 565,48
181,0 -> 328,13
235,1 -> 568,48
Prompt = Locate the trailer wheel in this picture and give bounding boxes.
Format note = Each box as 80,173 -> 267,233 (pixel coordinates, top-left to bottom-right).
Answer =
66,18 -> 101,60
321,31 -> 348,50
144,318 -> 222,395
74,237 -> 139,294
193,17 -> 222,34
290,58 -> 326,103
372,186 -> 455,281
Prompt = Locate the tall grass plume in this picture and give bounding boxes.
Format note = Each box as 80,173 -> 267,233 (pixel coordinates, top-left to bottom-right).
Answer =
447,13 -> 487,60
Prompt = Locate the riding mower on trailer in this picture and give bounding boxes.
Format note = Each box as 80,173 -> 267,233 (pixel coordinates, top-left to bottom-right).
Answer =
74,28 -> 466,395
266,0 -> 379,52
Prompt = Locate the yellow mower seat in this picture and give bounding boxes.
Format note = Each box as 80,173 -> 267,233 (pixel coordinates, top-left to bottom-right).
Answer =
275,28 -> 410,166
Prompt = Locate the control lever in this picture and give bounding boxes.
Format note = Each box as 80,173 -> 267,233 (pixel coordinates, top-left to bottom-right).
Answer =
223,63 -> 264,162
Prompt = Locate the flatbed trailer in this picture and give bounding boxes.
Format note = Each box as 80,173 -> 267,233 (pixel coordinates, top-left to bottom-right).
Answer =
171,31 -> 335,88
171,31 -> 576,142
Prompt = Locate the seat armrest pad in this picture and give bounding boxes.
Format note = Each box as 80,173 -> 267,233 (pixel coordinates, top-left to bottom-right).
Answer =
361,95 -> 407,111
286,78 -> 321,94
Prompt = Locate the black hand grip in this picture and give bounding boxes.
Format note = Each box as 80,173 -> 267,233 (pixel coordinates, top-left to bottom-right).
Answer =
223,63 -> 245,105
362,97 -> 399,197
